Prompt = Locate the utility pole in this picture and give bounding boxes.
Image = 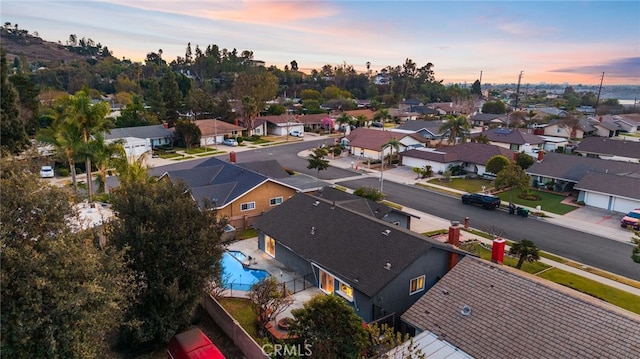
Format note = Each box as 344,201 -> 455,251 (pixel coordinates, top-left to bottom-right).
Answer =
595,72 -> 605,115
515,71 -> 523,110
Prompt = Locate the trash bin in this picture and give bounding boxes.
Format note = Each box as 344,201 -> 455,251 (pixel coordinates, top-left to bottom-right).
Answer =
522,208 -> 529,218
516,207 -> 523,216
508,204 -> 516,215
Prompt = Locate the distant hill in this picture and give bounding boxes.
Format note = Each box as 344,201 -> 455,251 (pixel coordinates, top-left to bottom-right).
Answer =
1,28 -> 88,65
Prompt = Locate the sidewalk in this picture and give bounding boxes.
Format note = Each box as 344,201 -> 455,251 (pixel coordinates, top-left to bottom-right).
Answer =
312,151 -> 640,295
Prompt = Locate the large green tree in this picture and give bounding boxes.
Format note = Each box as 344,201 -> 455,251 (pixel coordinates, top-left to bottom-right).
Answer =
160,69 -> 182,125
516,152 -> 535,170
495,162 -> 531,203
174,119 -> 201,149
108,178 -> 226,350
289,295 -> 369,359
482,100 -> 507,114
1,48 -> 30,155
486,155 -> 511,174
307,146 -> 330,178
0,161 -> 133,358
509,239 -> 541,269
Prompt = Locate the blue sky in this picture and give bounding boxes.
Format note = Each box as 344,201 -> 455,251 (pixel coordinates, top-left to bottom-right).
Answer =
3,1 -> 639,85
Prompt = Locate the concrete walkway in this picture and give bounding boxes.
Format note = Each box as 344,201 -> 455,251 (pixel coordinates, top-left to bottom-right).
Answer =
306,150 -> 640,295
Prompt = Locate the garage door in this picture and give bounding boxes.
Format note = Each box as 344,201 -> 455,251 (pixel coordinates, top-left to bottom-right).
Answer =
612,197 -> 640,214
584,192 -> 610,210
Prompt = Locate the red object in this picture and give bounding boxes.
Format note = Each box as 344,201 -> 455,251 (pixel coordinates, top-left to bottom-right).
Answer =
492,237 -> 506,264
229,151 -> 236,163
448,225 -> 460,246
167,328 -> 226,359
537,150 -> 544,161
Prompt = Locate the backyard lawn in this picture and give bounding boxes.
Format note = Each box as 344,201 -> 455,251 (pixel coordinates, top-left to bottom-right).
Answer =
427,178 -> 493,193
218,297 -> 258,338
496,189 -> 578,215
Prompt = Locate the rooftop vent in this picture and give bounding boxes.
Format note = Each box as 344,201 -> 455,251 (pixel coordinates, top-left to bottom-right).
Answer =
313,201 -> 320,207
382,229 -> 391,236
450,220 -> 460,226
461,305 -> 472,316
384,262 -> 392,270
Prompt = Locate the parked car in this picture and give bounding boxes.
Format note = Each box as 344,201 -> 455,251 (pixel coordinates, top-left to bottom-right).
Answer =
222,138 -> 238,146
40,165 -> 54,178
167,327 -> 225,359
289,130 -> 304,137
620,208 -> 640,230
461,193 -> 501,210
372,122 -> 384,128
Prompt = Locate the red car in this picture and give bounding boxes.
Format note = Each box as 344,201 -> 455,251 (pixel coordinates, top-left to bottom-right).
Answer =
167,328 -> 225,359
620,208 -> 640,230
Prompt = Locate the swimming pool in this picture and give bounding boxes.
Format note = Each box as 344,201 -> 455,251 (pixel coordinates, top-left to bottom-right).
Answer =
221,251 -> 269,291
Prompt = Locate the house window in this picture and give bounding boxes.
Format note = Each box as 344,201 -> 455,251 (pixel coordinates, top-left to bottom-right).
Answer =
265,235 -> 275,257
318,268 -> 335,295
240,202 -> 255,211
337,280 -> 354,302
269,197 -> 283,206
409,275 -> 425,295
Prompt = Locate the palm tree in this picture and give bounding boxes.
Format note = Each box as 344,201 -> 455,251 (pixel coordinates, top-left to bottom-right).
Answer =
473,133 -> 490,144
374,108 -> 392,124
37,100 -> 84,193
242,96 -> 259,134
88,133 -> 126,194
382,137 -> 400,166
336,113 -> 351,130
509,239 -> 540,269
355,114 -> 368,128
66,91 -> 111,201
439,114 -> 471,144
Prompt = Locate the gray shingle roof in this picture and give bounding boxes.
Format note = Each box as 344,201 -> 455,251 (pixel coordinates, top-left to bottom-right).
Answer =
252,193 -> 460,297
526,152 -> 640,182
576,137 -> 640,159
401,256 -> 640,359
396,119 -> 446,134
104,124 -> 174,140
574,172 -> 640,200
483,128 -> 544,145
160,157 -> 269,209
402,143 -> 516,166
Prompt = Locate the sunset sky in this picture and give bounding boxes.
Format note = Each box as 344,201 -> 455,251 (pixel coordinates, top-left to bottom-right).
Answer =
3,0 -> 639,85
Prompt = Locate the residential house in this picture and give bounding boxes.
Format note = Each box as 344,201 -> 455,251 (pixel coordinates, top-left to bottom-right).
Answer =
428,102 -> 471,116
252,193 -> 467,322
343,109 -> 377,126
574,172 -> 640,213
609,114 -> 639,134
254,115 -> 304,137
373,69 -> 390,85
295,114 -> 332,132
388,108 -> 419,122
159,157 -> 298,228
342,127 -> 428,160
384,330 -> 473,358
195,119 -> 245,147
580,117 -> 619,138
393,119 -> 448,141
575,136 -> 640,163
526,152 -> 640,205
104,124 -> 174,158
401,143 -> 516,176
315,186 -> 418,229
467,113 -> 507,128
480,128 -> 544,152
401,256 -> 640,359
410,106 -> 441,117
399,99 -> 423,112
541,119 -> 585,139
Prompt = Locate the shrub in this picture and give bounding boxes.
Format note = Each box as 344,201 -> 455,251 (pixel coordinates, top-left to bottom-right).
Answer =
236,137 -> 244,144
57,168 -> 70,177
75,167 -> 83,175
249,135 -> 261,141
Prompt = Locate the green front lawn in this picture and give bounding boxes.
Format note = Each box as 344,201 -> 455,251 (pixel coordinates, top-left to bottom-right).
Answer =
496,189 -> 577,215
538,268 -> 640,314
427,178 -> 493,193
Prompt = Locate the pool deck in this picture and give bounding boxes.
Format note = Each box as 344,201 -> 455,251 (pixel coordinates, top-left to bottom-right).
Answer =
222,237 -> 324,325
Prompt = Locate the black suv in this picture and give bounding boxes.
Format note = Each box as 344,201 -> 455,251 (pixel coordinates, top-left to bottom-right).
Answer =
461,193 -> 501,210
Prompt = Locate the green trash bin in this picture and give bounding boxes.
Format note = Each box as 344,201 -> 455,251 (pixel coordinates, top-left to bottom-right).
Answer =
522,209 -> 529,217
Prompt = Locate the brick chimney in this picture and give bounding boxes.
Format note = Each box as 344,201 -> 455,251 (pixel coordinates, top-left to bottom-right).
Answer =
513,152 -> 518,161
162,121 -> 168,129
537,150 -> 544,161
447,224 -> 461,271
491,237 -> 506,264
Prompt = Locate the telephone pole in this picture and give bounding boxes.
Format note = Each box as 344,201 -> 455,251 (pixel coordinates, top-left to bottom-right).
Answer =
595,72 -> 605,115
515,71 -> 523,110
